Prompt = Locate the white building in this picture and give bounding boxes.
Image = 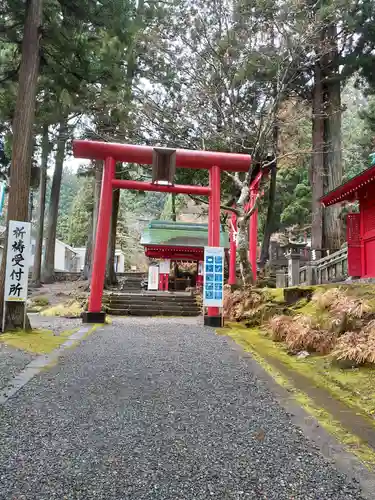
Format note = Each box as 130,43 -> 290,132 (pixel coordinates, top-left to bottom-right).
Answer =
73,247 -> 125,273
30,238 -> 79,272
0,229 -> 125,273
0,238 -> 79,272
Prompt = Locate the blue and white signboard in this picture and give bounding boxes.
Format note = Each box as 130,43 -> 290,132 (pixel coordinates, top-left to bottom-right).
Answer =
203,246 -> 224,307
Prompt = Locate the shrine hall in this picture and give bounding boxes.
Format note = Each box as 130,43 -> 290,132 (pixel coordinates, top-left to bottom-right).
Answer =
140,220 -> 230,290
321,161 -> 375,278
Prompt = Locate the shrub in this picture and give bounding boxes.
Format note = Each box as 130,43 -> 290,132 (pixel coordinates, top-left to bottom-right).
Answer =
313,288 -> 370,320
269,314 -> 336,354
32,296 -> 50,307
312,288 -> 342,310
331,331 -> 370,365
331,319 -> 375,365
313,288 -> 371,333
268,315 -> 294,342
223,286 -> 265,321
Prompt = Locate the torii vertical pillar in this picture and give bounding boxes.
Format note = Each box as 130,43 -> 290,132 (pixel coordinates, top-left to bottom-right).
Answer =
204,165 -> 222,327
82,156 -> 115,323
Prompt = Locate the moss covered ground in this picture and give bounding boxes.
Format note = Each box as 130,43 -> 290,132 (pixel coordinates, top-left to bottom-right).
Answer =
219,325 -> 375,468
41,300 -> 84,318
222,283 -> 375,466
0,328 -> 78,354
221,325 -> 375,421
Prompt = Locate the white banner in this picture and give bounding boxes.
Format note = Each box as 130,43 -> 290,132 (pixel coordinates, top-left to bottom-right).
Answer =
148,264 -> 159,291
203,246 -> 224,307
198,261 -> 204,275
4,220 -> 31,303
159,259 -> 170,274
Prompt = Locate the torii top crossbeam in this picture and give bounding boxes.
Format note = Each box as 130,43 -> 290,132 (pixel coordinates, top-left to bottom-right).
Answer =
73,140 -> 251,172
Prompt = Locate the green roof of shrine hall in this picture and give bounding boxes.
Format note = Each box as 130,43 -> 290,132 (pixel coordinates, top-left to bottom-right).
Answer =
140,221 -> 229,249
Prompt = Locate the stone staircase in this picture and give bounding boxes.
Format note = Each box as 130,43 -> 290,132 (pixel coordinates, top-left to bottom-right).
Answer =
103,292 -> 201,317
117,273 -> 145,292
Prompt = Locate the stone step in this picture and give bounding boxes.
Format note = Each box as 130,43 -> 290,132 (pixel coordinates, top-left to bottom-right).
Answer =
121,281 -> 142,284
104,296 -> 197,305
105,302 -> 200,312
103,292 -> 200,317
105,292 -> 196,299
106,308 -> 201,317
104,295 -> 198,303
122,285 -> 142,292
105,303 -> 199,311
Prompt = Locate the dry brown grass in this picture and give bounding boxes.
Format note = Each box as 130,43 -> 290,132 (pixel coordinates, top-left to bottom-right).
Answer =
268,315 -> 294,342
285,315 -> 336,354
331,331 -> 370,364
312,288 -> 371,333
313,288 -> 370,320
331,320 -> 375,364
223,286 -> 264,321
268,314 -> 336,354
227,285 -> 375,362
331,295 -> 370,320
312,288 -> 342,310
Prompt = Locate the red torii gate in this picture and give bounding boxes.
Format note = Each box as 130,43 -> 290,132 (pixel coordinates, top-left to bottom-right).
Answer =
73,140 -> 251,326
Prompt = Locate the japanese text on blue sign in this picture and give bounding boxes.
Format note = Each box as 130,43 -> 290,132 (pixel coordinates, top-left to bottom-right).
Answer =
203,246 -> 224,307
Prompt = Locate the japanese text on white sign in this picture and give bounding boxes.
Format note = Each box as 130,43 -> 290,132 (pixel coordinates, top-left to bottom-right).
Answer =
148,263 -> 159,291
4,221 -> 31,302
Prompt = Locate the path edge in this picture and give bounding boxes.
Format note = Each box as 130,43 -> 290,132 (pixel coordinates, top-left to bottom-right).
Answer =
220,332 -> 375,500
0,323 -> 100,405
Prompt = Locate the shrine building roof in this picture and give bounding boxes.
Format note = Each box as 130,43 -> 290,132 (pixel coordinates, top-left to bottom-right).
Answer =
320,163 -> 375,207
140,220 -> 229,249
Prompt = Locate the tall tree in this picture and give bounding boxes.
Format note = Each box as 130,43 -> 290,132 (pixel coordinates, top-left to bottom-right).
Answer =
105,189 -> 120,286
32,123 -> 50,286
42,119 -> 67,283
0,0 -> 43,330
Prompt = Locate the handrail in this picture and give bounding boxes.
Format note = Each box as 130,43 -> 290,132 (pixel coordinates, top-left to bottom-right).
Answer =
298,246 -> 348,285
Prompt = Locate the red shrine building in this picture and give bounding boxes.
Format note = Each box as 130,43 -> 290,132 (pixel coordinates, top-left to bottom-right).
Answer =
140,220 -> 230,290
321,163 -> 375,278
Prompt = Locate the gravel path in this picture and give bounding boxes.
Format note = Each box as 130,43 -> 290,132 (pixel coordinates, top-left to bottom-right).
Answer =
0,344 -> 35,388
0,317 -> 368,499
29,313 -> 82,334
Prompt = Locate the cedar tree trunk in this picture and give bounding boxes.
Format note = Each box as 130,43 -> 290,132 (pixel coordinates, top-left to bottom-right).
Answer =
83,208 -> 94,280
171,193 -> 177,221
0,0 -> 43,330
32,124 -> 49,286
311,60 -> 325,259
105,188 -> 120,287
42,120 -> 67,283
322,23 -> 344,251
259,165 -> 276,268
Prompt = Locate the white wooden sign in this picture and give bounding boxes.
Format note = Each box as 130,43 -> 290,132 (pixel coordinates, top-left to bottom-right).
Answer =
4,220 -> 31,303
203,246 -> 224,307
159,259 -> 170,274
148,263 -> 159,291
